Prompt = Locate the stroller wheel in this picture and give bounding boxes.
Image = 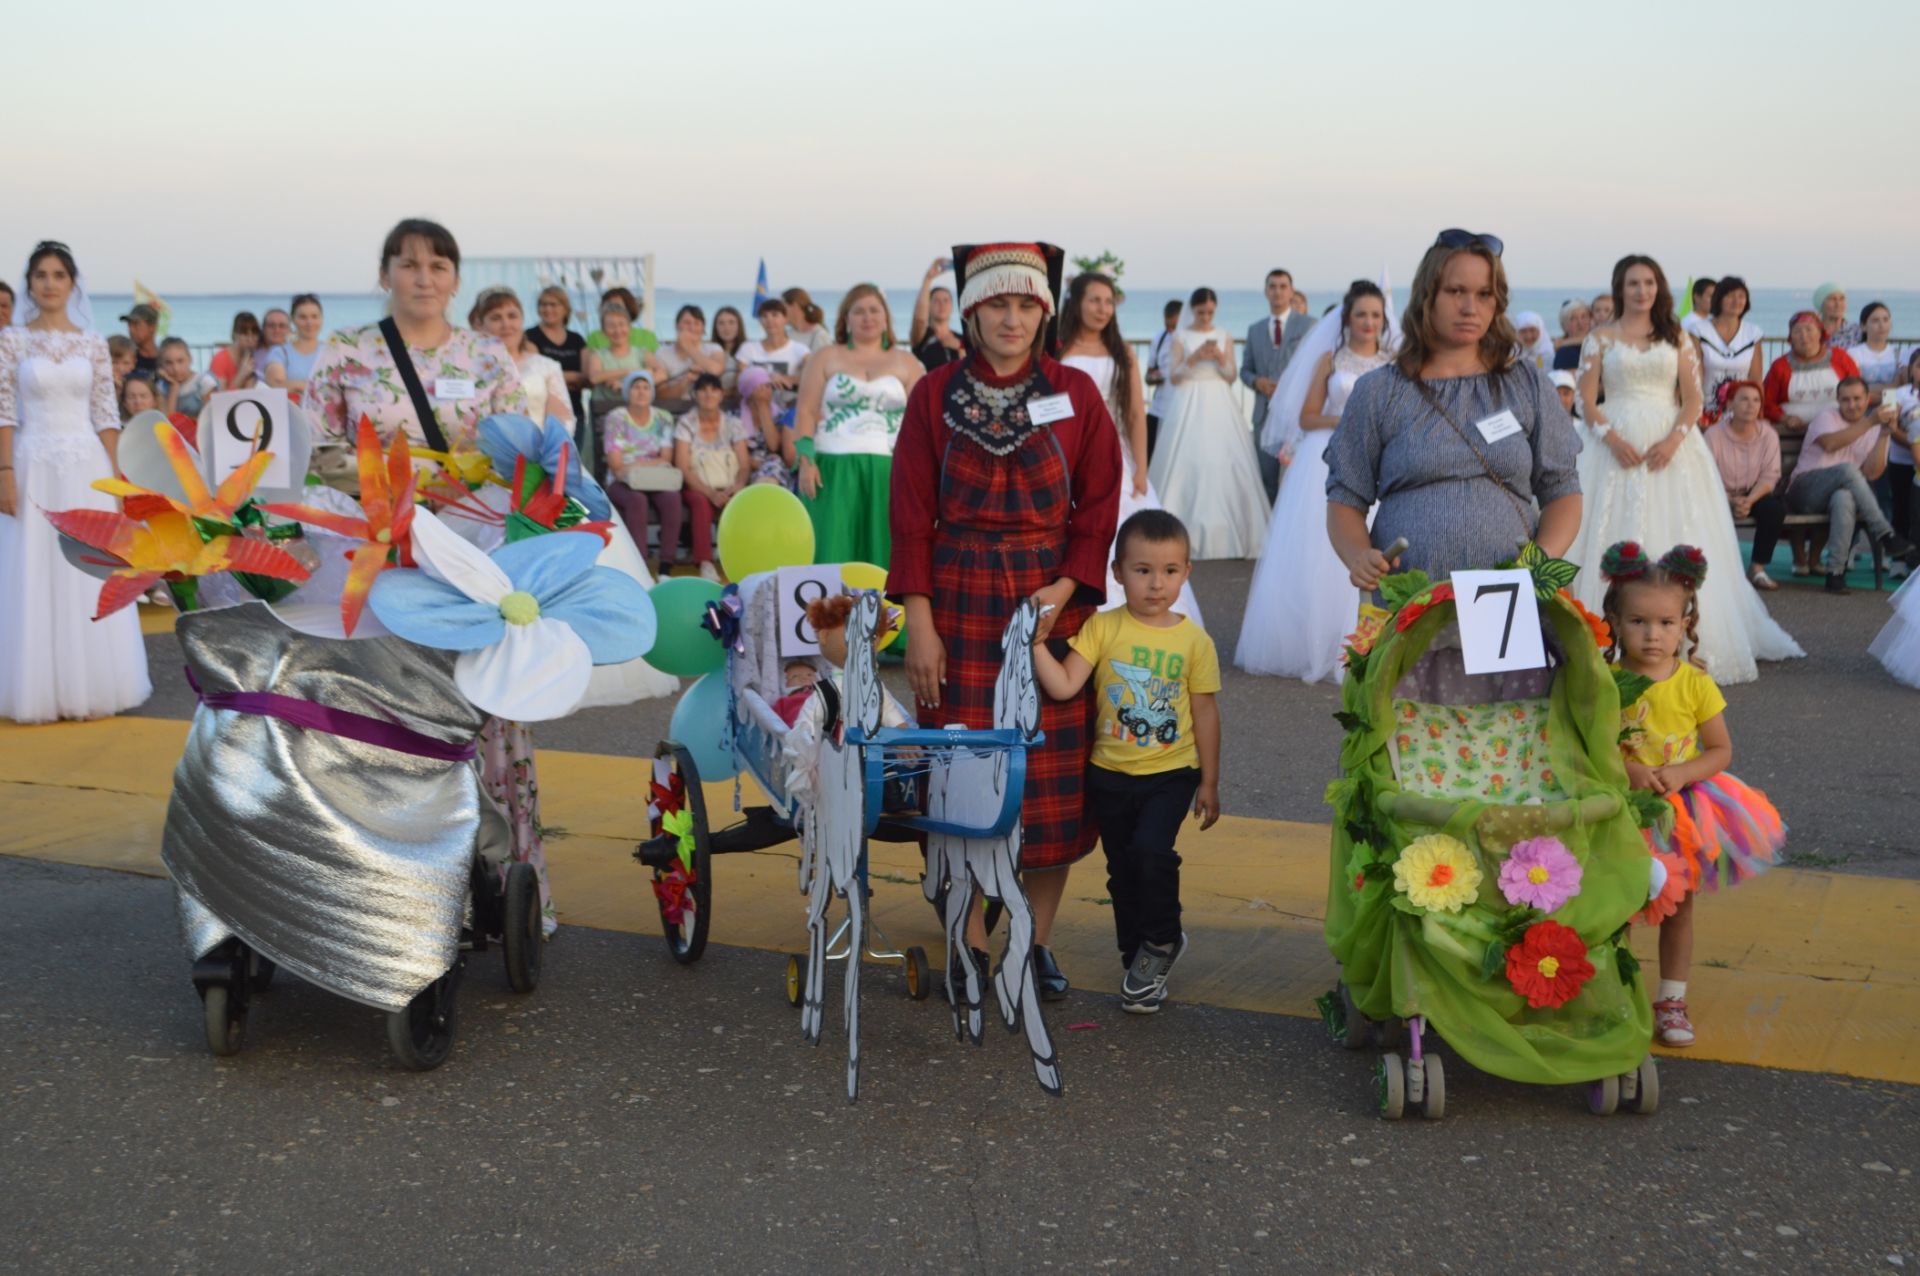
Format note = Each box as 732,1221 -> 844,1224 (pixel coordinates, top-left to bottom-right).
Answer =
1586,1073 -> 1620,1116
502,861 -> 543,994
1417,1055 -> 1446,1120
203,983 -> 245,1058
387,959 -> 463,1071
784,954 -> 806,1008
904,946 -> 931,1001
1623,1056 -> 1660,1115
1374,1053 -> 1406,1120
653,745 -> 713,966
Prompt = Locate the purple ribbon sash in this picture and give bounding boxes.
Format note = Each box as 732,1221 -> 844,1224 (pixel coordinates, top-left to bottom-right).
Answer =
185,667 -> 479,762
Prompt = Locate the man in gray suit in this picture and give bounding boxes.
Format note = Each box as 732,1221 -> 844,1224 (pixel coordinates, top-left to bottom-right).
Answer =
1241,268 -> 1313,502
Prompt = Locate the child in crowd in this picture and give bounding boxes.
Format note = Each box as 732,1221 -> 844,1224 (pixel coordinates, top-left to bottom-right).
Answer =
1032,509 -> 1220,1013
120,369 -> 159,421
603,369 -> 683,577
1549,369 -> 1581,421
157,337 -> 218,422
1601,541 -> 1786,1047
106,335 -> 135,393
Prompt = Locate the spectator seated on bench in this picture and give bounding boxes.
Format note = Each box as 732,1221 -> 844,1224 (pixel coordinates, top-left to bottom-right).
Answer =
1784,376 -> 1920,594
1705,382 -> 1785,592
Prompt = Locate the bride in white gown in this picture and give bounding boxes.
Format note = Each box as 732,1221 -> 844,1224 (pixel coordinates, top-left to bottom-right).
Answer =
1056,272 -> 1203,626
1147,288 -> 1270,559
1237,281 -> 1394,682
1569,255 -> 1801,684
0,241 -> 152,722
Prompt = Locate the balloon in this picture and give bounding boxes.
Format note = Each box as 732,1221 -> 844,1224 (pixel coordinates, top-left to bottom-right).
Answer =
839,560 -> 902,652
718,485 -> 814,580
669,670 -> 739,781
645,576 -> 726,676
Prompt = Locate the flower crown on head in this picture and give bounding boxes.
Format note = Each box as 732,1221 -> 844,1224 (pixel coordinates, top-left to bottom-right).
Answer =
1601,540 -> 1707,588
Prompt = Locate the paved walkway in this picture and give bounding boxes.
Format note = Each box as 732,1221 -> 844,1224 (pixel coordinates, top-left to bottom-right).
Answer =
7,715 -> 1915,1087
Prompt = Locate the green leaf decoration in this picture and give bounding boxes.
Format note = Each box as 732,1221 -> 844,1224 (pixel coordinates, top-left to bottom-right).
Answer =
1532,557 -> 1579,598
1332,709 -> 1368,735
1614,943 -> 1641,986
1378,569 -> 1433,611
1388,893 -> 1423,916
1626,789 -> 1673,832
1613,668 -> 1654,710
1344,648 -> 1371,682
1479,941 -> 1509,983
1516,541 -> 1547,568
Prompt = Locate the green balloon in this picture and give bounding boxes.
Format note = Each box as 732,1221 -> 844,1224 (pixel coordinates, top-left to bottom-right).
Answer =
718,484 -> 815,580
644,576 -> 726,676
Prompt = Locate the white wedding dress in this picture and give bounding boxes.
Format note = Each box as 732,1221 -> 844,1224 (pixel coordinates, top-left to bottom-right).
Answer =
1146,328 -> 1270,560
1060,353 -> 1203,627
1568,334 -> 1802,684
1869,574 -> 1920,688
0,327 -> 152,722
1236,345 -> 1390,682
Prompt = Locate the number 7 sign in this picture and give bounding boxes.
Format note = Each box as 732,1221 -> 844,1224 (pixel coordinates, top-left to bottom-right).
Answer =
1450,568 -> 1547,675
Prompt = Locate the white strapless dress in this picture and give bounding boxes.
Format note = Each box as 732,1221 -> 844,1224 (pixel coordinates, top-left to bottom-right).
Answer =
1567,338 -> 1802,684
0,328 -> 152,722
1236,346 -> 1389,682
1061,353 -> 1204,627
1870,574 -> 1920,689
1146,329 -> 1270,560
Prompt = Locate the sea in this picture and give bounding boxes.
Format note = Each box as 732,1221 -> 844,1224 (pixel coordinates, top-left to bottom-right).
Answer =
91,286 -> 1920,356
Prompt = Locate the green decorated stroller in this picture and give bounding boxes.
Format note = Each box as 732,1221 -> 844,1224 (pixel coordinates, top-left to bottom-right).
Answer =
1320,552 -> 1659,1119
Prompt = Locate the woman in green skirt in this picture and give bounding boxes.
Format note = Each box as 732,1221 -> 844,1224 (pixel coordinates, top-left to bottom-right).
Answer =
792,284 -> 925,567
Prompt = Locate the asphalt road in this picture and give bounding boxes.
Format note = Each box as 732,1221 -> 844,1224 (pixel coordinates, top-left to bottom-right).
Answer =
133,561 -> 1920,876
5,856 -> 1916,1275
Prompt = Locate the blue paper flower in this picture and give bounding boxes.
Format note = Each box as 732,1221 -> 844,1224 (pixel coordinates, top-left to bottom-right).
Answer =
477,413 -> 612,523
369,509 -> 656,721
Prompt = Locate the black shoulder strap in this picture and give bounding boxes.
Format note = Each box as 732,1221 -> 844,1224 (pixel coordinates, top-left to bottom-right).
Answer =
816,678 -> 843,741
379,317 -> 449,453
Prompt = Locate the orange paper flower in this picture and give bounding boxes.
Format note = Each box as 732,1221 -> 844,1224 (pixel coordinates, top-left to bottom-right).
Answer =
1558,588 -> 1611,650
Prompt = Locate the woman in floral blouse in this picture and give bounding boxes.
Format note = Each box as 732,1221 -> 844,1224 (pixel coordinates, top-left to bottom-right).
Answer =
302,219 -> 557,932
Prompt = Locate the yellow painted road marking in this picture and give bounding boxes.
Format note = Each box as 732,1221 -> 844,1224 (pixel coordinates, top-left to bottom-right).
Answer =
3,716 -> 1915,1086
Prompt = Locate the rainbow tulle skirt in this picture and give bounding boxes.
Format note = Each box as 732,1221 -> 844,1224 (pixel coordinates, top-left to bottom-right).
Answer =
1646,773 -> 1786,895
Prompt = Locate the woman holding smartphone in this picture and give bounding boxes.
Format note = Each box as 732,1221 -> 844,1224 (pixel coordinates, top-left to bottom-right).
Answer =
1146,287 -> 1269,559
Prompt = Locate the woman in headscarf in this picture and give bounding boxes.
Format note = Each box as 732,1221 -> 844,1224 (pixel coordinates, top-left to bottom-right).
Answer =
1814,283 -> 1863,350
1512,310 -> 1556,370
889,242 -> 1122,999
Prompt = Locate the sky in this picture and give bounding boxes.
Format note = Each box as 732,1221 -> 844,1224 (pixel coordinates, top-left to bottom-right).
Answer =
6,0 -> 1918,296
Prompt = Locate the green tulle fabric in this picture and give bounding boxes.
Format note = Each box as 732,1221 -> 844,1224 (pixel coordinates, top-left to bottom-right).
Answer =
1325,583 -> 1653,1086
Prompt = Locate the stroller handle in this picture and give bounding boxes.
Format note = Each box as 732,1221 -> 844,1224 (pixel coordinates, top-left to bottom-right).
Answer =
1377,790 -> 1623,832
846,726 -> 1042,840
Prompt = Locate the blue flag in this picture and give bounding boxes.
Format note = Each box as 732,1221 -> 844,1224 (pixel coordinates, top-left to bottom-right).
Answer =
752,258 -> 769,314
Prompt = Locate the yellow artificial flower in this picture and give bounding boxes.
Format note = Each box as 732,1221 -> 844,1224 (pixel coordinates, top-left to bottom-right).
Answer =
1392,834 -> 1484,913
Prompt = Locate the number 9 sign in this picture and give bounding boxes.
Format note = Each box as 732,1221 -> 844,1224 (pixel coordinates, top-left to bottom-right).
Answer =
206,388 -> 292,489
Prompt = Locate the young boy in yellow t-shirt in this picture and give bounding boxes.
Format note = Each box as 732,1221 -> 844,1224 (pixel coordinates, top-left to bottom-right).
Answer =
1031,509 -> 1220,1013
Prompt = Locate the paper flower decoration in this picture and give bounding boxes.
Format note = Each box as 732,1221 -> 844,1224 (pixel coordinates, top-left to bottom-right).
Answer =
1497,836 -> 1583,912
44,420 -> 308,618
1504,919 -> 1595,1009
260,416 -> 416,636
1635,850 -> 1691,927
1393,582 -> 1455,633
1344,604 -> 1391,659
367,508 -> 656,721
1392,834 -> 1483,913
1558,589 -> 1611,650
478,414 -> 611,523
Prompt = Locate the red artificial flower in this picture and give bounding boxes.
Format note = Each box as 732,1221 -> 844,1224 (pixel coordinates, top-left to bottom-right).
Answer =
1504,919 -> 1596,1009
1393,582 -> 1455,633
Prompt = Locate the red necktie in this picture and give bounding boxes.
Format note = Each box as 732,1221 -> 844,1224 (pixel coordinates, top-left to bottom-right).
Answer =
1274,318 -> 1284,347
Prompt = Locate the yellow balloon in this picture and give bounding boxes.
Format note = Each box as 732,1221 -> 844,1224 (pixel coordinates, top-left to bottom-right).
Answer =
717,484 -> 815,579
839,560 -> 903,651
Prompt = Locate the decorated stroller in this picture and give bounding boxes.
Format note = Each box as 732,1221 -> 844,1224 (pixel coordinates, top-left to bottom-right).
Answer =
50,412 -> 652,1069
635,574 -> 1056,1100
1320,550 -> 1660,1118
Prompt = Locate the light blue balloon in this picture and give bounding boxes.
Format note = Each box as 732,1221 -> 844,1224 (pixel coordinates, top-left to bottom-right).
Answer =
669,670 -> 740,781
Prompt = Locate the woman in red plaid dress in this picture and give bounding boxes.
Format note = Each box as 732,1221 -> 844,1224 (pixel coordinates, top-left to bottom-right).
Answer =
888,243 -> 1122,998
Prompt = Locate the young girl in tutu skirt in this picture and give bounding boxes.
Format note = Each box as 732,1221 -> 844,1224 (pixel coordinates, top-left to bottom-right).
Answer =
1601,541 -> 1787,1047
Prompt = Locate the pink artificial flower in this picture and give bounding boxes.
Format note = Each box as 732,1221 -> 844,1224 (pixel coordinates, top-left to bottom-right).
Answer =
1497,836 -> 1583,913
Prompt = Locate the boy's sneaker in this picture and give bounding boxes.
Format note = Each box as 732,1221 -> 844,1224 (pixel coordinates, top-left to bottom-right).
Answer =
1653,997 -> 1695,1047
1121,933 -> 1188,1014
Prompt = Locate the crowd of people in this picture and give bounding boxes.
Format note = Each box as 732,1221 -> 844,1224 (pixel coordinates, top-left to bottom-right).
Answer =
3,223 -> 1918,1027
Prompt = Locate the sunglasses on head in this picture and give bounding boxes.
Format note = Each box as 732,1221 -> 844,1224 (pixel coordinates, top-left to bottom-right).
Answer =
1434,228 -> 1503,258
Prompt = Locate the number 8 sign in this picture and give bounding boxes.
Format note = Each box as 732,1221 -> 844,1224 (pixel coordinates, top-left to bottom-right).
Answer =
777,564 -> 844,659
1449,568 -> 1547,675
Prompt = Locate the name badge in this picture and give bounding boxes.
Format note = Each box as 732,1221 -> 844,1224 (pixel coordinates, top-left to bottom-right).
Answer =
434,377 -> 477,401
1475,409 -> 1523,444
1026,393 -> 1074,425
